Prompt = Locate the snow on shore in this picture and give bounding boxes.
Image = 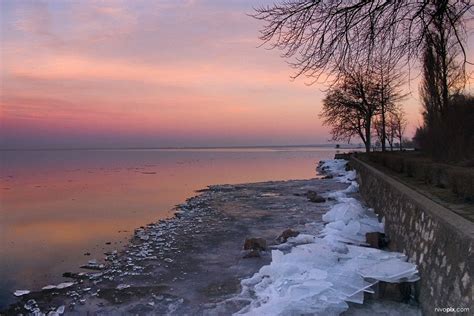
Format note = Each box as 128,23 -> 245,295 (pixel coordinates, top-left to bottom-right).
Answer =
234,159 -> 419,316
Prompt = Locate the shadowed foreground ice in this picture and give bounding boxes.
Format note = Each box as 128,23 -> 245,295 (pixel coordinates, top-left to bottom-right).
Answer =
220,160 -> 421,316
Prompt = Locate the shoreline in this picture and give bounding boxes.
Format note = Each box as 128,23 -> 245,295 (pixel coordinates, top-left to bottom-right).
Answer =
4,172 -> 346,314
3,159 -> 421,315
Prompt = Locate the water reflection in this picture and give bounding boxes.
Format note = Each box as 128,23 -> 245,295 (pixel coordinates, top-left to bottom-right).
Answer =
0,147 -> 341,308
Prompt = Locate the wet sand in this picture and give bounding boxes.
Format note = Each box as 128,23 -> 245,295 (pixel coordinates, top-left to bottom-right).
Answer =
3,177 -> 346,315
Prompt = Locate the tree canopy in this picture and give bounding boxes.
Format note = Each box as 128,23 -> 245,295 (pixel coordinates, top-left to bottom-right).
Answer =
253,0 -> 472,82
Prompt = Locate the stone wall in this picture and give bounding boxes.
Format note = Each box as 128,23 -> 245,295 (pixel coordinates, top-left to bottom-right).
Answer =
350,157 -> 473,315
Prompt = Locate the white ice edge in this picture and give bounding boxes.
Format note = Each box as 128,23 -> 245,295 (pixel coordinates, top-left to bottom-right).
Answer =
14,281 -> 75,297
13,290 -> 30,297
232,159 -> 420,316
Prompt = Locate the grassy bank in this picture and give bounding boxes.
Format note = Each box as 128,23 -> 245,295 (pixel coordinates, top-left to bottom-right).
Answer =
354,151 -> 474,222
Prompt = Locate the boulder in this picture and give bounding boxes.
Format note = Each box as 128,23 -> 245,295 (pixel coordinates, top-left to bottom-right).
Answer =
306,190 -> 326,203
277,229 -> 300,243
244,238 -> 267,251
367,281 -> 413,303
365,232 -> 389,249
243,250 -> 261,259
174,210 -> 185,218
80,259 -> 105,270
62,272 -> 87,280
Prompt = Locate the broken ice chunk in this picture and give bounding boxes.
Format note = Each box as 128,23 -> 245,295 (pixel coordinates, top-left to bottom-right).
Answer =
286,234 -> 316,245
56,305 -> 65,314
116,284 -> 131,290
358,260 -> 419,283
81,259 -> 105,270
56,282 -> 75,289
13,290 -> 30,297
322,200 -> 364,224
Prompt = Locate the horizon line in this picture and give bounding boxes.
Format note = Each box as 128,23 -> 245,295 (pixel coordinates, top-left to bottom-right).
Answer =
0,143 -> 363,152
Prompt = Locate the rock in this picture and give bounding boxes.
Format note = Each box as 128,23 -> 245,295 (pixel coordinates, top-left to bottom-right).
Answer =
306,191 -> 326,203
62,272 -> 86,279
243,238 -> 267,251
80,259 -> 105,270
243,250 -> 261,259
366,232 -> 389,249
322,175 -> 333,179
174,211 -> 185,218
334,153 -> 352,160
368,281 -> 413,302
277,229 -> 300,243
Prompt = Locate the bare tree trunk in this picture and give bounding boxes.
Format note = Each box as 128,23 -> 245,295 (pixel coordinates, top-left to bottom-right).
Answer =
365,120 -> 372,153
381,103 -> 386,151
380,77 -> 386,152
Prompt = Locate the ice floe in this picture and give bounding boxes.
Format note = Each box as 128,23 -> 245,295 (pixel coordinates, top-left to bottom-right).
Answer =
13,290 -> 30,297
40,282 -> 75,291
56,282 -> 75,289
116,284 -> 131,290
233,159 -> 419,315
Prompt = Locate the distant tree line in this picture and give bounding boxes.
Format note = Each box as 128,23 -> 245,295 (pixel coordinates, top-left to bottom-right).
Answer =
252,0 -> 473,159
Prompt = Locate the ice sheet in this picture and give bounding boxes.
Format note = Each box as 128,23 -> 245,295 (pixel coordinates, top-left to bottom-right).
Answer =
233,159 -> 419,316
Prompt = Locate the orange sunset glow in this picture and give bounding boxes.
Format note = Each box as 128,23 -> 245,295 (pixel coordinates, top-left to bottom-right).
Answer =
0,0 -> 441,149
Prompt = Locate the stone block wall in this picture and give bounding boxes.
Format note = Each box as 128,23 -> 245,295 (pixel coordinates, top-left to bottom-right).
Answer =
351,157 -> 473,315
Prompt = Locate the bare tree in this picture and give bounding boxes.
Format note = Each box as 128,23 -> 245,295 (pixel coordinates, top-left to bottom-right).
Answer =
252,1 -> 471,82
374,115 -> 395,151
390,107 -> 408,150
371,48 -> 407,151
386,116 -> 396,151
320,66 -> 380,152
321,89 -> 370,149
373,104 -> 407,151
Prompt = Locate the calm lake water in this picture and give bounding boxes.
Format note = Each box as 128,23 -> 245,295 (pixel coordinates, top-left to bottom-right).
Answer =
0,146 -> 346,308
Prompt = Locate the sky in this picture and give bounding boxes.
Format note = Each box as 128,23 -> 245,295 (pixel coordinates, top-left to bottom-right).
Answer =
0,0 -> 472,149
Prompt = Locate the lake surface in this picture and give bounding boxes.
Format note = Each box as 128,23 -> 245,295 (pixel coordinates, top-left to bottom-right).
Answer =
0,146 -> 346,308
